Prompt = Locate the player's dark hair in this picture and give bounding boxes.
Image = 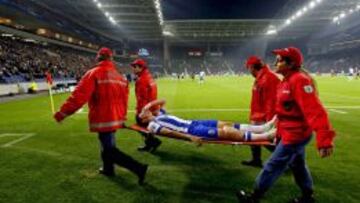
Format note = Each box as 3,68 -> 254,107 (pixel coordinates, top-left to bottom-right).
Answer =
252,63 -> 263,71
283,57 -> 301,69
282,57 -> 292,67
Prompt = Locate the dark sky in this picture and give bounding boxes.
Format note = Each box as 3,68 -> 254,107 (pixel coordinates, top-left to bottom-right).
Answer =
162,0 -> 289,20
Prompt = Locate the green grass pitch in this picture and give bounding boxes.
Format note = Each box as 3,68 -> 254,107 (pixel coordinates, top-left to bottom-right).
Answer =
0,76 -> 359,202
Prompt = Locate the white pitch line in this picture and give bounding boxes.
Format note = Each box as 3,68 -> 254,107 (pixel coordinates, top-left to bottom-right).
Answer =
1,133 -> 35,148
170,108 -> 250,112
11,146 -> 89,162
12,146 -> 63,157
322,93 -> 360,101
77,108 -> 251,114
0,133 -> 26,138
328,109 -> 348,114
325,106 -> 360,109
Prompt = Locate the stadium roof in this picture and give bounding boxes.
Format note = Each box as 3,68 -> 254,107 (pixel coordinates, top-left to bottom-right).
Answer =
21,0 -> 360,43
162,0 -> 289,20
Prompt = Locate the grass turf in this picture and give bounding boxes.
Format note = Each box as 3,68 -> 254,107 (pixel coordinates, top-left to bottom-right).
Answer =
0,76 -> 359,203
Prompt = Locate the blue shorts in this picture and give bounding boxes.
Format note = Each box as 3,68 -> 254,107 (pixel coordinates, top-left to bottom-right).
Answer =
188,120 -> 218,139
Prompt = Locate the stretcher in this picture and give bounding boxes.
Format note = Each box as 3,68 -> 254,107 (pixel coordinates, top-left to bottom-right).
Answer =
125,124 -> 274,146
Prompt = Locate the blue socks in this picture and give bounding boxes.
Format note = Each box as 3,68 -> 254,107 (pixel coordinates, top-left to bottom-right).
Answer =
244,131 -> 252,141
234,123 -> 240,130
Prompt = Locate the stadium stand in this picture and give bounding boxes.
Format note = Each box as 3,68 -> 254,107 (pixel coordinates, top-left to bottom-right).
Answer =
0,35 -> 92,84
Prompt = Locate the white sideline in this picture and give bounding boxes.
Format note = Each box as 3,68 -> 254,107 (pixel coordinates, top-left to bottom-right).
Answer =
1,133 -> 35,148
322,93 -> 360,101
76,109 -> 251,114
0,133 -> 27,138
325,105 -> 360,109
328,109 -> 348,114
11,146 -> 88,162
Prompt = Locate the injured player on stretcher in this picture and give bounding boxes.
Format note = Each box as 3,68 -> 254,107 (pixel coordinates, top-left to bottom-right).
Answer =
138,99 -> 277,145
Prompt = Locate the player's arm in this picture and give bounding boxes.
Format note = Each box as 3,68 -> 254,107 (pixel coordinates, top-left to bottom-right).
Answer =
147,121 -> 202,145
143,99 -> 166,112
159,127 -> 197,141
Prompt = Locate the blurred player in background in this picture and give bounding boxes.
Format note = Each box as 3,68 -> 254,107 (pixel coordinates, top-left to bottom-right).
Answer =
199,71 -> 205,84
348,67 -> 355,80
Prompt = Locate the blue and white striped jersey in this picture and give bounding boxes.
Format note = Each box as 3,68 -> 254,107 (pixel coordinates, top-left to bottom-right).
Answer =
153,114 -> 192,133
147,109 -> 220,139
147,109 -> 192,134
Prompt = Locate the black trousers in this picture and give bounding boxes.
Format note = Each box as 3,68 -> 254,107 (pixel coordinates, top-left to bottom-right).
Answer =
98,131 -> 144,175
250,145 -> 276,162
135,116 -> 160,145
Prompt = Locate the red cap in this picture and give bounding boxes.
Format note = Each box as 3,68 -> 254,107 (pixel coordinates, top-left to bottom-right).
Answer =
246,56 -> 262,68
272,46 -> 303,67
131,59 -> 147,68
97,47 -> 113,58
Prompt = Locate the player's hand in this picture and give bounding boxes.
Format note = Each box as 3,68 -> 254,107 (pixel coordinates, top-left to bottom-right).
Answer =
54,111 -> 66,123
139,109 -> 150,119
318,147 -> 333,158
190,136 -> 202,147
139,111 -> 145,118
143,104 -> 151,112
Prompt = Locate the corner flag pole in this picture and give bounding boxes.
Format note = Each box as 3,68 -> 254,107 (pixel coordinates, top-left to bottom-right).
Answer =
48,83 -> 55,114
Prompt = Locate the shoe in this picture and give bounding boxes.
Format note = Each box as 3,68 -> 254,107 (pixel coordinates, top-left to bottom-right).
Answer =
290,195 -> 315,203
149,138 -> 162,153
138,136 -> 162,152
266,128 -> 277,142
110,147 -> 149,185
137,145 -> 152,152
241,160 -> 263,168
264,116 -> 277,131
99,150 -> 115,177
137,164 -> 148,185
98,167 -> 115,177
236,190 -> 260,203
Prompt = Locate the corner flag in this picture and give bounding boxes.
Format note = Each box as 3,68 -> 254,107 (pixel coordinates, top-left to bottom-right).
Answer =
45,71 -> 55,114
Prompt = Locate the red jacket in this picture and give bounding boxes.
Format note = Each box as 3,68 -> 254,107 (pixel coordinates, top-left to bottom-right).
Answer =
135,69 -> 158,115
275,70 -> 335,149
250,65 -> 280,122
59,60 -> 129,132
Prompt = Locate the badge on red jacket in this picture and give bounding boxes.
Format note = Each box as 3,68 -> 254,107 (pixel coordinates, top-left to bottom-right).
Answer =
303,85 -> 314,93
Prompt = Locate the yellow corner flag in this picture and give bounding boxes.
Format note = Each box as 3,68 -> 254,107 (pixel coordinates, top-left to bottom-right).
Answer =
48,83 -> 55,114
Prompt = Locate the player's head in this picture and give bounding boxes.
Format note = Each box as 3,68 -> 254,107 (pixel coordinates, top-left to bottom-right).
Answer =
245,56 -> 263,77
96,47 -> 113,62
272,47 -> 303,75
139,109 -> 155,123
130,59 -> 147,74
